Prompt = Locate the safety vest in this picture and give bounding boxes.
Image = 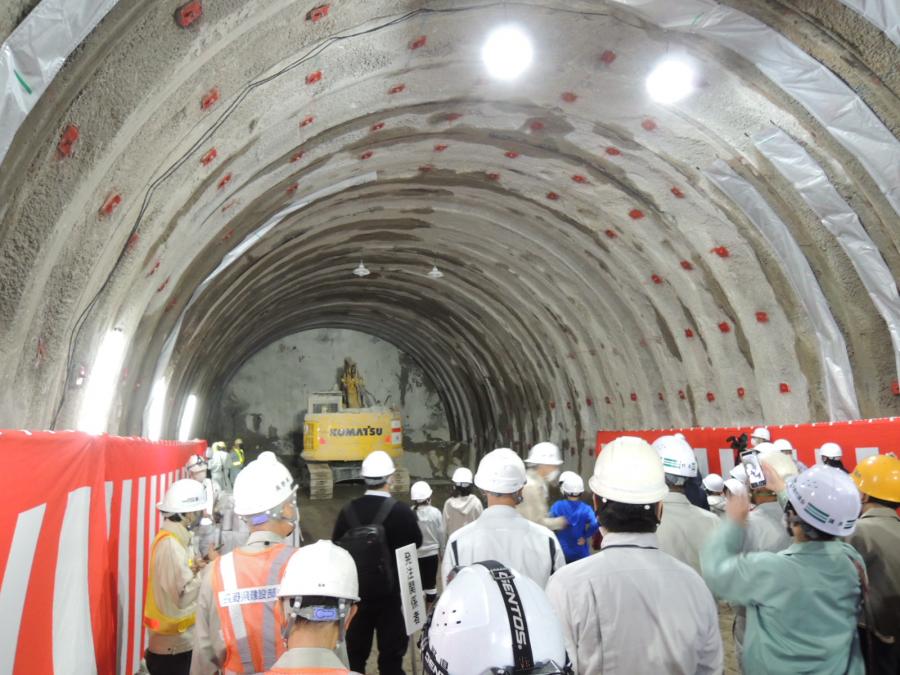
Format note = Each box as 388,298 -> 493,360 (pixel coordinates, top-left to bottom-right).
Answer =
212,543 -> 295,673
143,529 -> 196,634
232,447 -> 245,466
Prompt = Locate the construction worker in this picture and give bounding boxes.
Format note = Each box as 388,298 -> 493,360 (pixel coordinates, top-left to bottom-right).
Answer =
442,448 -> 566,589
144,479 -> 208,675
772,438 -> 809,471
520,442 -> 568,530
266,541 -> 360,675
731,452 -> 799,666
332,450 -> 421,675
549,473 -> 599,563
848,453 -> 900,675
441,467 -> 483,538
410,481 -> 445,606
228,438 -> 246,485
749,427 -> 770,448
546,436 -> 722,674
207,441 -> 231,492
191,452 -> 299,675
702,473 -> 726,517
186,455 -> 220,560
702,464 -> 865,674
422,562 -> 569,675
819,441 -> 849,471
652,435 -> 719,575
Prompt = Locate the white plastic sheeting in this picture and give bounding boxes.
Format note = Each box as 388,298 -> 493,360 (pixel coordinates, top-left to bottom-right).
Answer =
705,160 -> 861,422
837,0 -> 900,46
0,0 -> 118,167
610,0 -> 900,219
142,172 -> 377,437
754,127 -> 900,384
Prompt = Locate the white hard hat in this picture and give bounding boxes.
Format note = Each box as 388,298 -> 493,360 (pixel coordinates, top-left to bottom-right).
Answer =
422,562 -> 568,675
278,540 -> 359,602
819,442 -> 843,459
772,439 -> 794,454
751,427 -> 771,442
561,474 -> 585,495
451,467 -> 474,485
411,481 -> 433,501
786,465 -> 861,536
558,470 -> 578,486
723,478 -> 748,498
361,450 -> 396,478
759,453 -> 799,480
652,435 -> 698,478
158,478 -> 207,514
674,432 -> 687,441
702,473 -> 725,493
589,436 -> 668,504
755,442 -> 778,456
525,441 -> 563,466
729,463 -> 748,483
186,454 -> 207,473
474,448 -> 527,494
233,451 -> 297,516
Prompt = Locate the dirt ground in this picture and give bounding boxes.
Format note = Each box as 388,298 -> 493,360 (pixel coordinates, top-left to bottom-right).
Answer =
296,483 -> 740,674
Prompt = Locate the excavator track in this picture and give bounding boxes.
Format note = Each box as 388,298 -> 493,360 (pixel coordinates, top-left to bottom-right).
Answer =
391,466 -> 411,495
307,462 -> 334,501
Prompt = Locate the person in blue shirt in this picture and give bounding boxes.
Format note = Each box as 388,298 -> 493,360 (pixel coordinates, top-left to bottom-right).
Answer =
550,474 -> 599,563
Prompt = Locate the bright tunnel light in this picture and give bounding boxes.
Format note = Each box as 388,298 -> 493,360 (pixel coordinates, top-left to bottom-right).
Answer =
147,377 -> 168,441
177,394 -> 198,442
646,58 -> 697,104
77,328 -> 127,434
482,25 -> 533,81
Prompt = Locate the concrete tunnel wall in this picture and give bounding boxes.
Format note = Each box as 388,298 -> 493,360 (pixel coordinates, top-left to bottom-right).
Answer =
0,0 -> 899,478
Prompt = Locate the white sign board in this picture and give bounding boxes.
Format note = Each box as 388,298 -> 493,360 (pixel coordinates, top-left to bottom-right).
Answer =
396,543 -> 426,635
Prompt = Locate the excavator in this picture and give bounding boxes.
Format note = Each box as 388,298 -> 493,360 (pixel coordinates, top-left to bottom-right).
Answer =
301,358 -> 409,499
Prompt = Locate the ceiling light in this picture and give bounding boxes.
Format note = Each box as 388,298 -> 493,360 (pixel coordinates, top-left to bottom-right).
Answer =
177,394 -> 198,442
646,58 -> 696,104
427,265 -> 444,279
77,328 -> 127,434
353,261 -> 370,277
147,377 -> 168,441
482,25 -> 533,81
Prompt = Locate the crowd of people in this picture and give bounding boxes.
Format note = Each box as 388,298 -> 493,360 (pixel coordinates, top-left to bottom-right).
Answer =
141,432 -> 899,675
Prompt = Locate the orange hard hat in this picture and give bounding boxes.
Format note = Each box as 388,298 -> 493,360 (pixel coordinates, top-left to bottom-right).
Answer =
852,453 -> 900,503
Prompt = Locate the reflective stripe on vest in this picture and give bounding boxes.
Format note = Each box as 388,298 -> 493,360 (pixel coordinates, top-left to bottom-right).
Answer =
213,543 -> 295,673
143,529 -> 196,634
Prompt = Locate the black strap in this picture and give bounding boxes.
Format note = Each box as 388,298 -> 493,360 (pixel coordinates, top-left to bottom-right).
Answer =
549,538 -> 557,574
476,561 -> 534,672
599,544 -> 658,551
373,497 -> 396,525
452,540 -> 459,567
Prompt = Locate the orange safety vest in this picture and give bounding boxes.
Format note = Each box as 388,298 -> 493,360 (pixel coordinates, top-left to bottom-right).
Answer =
266,668 -> 349,674
143,529 -> 196,634
212,543 -> 295,673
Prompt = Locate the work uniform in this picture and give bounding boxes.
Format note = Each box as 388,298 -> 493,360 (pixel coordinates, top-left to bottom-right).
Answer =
218,493 -> 252,555
209,448 -> 231,493
413,504 -> 445,601
655,491 -> 719,575
847,506 -> 900,675
701,520 -> 865,675
266,647 -> 353,674
144,520 -> 202,675
193,478 -> 224,560
707,494 -> 726,518
549,498 -> 599,563
442,493 -> 482,538
546,531 -> 722,675
229,446 -> 246,485
332,489 -> 422,675
442,504 -> 566,588
519,469 -> 567,530
190,531 -> 295,675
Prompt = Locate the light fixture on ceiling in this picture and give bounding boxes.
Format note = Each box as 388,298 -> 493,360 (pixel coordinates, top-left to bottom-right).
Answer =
482,25 -> 533,81
427,265 -> 444,279
177,393 -> 199,442
646,57 -> 697,104
353,261 -> 371,277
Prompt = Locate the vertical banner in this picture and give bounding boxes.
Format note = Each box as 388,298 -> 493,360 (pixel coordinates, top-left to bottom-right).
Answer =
0,431 -> 202,675
396,543 -> 426,636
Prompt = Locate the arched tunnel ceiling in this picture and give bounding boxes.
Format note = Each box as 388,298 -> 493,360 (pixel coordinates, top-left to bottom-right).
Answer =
0,0 -> 898,453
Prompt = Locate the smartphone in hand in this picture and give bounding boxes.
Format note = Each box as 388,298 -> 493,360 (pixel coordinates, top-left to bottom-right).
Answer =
740,450 -> 767,489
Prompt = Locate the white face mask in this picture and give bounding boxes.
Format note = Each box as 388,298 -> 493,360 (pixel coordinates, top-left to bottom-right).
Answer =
546,469 -> 560,482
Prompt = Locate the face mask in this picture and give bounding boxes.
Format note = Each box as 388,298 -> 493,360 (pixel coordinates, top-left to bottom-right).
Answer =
546,469 -> 560,482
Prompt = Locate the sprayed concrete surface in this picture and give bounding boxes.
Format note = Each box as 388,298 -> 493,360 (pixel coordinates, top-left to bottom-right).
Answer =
0,0 -> 898,456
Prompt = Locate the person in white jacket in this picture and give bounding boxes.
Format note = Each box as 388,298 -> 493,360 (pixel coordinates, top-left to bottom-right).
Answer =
442,467 -> 483,537
411,480 -> 445,605
546,436 -> 723,675
442,448 -> 565,589
520,442 -> 567,531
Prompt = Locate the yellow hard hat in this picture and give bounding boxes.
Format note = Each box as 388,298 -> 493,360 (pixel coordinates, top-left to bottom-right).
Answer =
852,453 -> 900,503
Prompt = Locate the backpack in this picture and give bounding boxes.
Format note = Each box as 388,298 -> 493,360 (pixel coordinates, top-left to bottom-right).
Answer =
336,497 -> 397,599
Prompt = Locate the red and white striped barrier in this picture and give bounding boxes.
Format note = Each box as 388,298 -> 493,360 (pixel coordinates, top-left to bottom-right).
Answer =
0,431 -> 201,675
596,417 -> 900,476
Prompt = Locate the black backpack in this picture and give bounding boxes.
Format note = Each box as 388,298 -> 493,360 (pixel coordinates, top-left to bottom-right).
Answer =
336,497 -> 397,599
